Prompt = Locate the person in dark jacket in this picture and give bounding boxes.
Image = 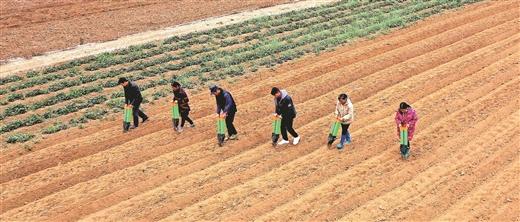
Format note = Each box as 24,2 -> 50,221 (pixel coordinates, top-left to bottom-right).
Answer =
119,77 -> 148,128
172,81 -> 194,132
271,87 -> 300,145
210,85 -> 238,140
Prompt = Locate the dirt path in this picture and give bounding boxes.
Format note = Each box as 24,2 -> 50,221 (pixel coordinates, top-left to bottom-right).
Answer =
0,0 -> 339,77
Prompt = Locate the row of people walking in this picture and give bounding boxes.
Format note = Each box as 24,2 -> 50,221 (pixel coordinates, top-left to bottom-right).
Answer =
118,77 -> 418,152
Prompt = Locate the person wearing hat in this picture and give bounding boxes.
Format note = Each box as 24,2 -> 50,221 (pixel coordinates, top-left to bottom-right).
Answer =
210,85 -> 238,140
119,77 -> 149,129
172,81 -> 195,132
271,87 -> 300,145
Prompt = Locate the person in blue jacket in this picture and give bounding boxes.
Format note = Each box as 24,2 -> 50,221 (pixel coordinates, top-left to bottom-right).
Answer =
210,85 -> 238,140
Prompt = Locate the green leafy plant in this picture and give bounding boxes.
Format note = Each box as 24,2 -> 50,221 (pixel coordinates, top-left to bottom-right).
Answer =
42,121 -> 68,134
7,93 -> 24,102
25,89 -> 49,98
0,114 -> 43,134
3,104 -> 29,116
152,90 -> 168,100
0,75 -> 23,86
84,108 -> 107,120
6,132 -> 35,143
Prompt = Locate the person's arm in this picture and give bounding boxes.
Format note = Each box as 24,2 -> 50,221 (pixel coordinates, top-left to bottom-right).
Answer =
278,97 -> 290,116
409,110 -> 418,127
181,91 -> 189,104
173,91 -> 184,101
223,93 -> 234,114
395,112 -> 401,137
129,83 -> 140,105
395,111 -> 402,125
342,100 -> 354,120
124,87 -> 130,105
407,110 -> 418,140
334,101 -> 339,117
216,97 -> 222,114
274,99 -> 281,115
287,96 -> 296,116
348,100 -> 354,119
286,96 -> 294,109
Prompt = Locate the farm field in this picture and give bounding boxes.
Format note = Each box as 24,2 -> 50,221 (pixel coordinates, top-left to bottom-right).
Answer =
0,0 -> 296,61
1,0 -> 519,221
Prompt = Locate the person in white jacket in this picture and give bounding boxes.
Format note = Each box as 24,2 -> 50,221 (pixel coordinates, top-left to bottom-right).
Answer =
334,93 -> 354,149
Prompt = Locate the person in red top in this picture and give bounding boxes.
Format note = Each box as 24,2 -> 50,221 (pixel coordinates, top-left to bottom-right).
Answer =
395,102 -> 418,149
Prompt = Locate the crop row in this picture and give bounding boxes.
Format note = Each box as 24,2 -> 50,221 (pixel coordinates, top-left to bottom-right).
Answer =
0,0 -> 373,87
0,95 -> 107,134
1,85 -> 103,119
0,1 -> 387,108
0,1 -> 384,99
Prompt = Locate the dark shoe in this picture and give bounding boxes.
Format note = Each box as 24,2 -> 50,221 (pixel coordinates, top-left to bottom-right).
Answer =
400,144 -> 410,159
142,117 -> 149,123
327,135 -> 335,148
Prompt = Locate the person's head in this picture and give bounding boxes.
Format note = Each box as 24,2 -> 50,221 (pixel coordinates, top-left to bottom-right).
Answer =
209,84 -> 221,96
399,102 -> 411,114
118,77 -> 129,87
271,87 -> 281,98
338,93 -> 348,105
171,81 -> 181,91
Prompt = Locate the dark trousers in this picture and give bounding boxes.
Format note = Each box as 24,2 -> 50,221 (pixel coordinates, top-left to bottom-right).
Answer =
341,123 -> 350,135
341,123 -> 351,142
132,101 -> 148,127
281,116 -> 298,141
180,110 -> 193,127
226,112 -> 237,136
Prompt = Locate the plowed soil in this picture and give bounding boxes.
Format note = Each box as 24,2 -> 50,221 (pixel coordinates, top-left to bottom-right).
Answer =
1,0 -> 519,221
0,0 -> 293,61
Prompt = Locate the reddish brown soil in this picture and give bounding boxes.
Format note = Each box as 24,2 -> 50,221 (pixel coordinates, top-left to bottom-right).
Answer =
0,1 -> 518,221
0,0 -> 293,61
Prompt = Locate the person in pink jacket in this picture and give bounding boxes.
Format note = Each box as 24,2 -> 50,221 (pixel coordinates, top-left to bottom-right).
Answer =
395,102 -> 418,149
